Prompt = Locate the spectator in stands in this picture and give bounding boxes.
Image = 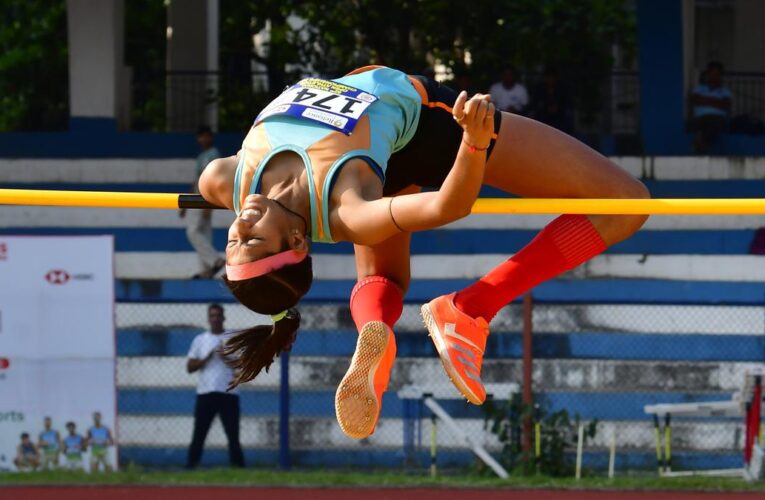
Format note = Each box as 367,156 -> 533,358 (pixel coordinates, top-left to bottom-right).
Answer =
186,304 -> 244,469
38,416 -> 61,470
690,61 -> 732,153
86,411 -> 114,472
14,433 -> 40,471
62,421 -> 86,470
531,67 -> 572,134
181,125 -> 225,279
489,66 -> 529,114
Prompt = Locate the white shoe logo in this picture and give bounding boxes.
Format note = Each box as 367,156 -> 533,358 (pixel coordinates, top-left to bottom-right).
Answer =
444,323 -> 482,352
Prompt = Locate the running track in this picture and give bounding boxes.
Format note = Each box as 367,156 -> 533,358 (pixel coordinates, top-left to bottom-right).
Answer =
2,487 -> 763,499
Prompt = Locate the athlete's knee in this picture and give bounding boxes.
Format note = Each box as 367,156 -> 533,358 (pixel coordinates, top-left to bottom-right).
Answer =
357,271 -> 410,294
620,177 -> 650,200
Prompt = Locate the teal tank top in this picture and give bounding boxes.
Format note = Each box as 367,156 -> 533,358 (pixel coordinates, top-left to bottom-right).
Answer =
233,66 -> 422,243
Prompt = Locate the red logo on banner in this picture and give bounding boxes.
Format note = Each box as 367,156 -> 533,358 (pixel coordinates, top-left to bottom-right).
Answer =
45,269 -> 70,285
0,358 -> 9,370
0,243 -> 7,261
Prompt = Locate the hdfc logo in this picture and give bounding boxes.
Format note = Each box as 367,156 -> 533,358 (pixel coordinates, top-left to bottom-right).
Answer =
0,358 -> 9,370
45,269 -> 71,285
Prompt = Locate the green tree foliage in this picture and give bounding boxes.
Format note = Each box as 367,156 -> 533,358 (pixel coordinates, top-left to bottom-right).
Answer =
222,0 -> 634,126
483,393 -> 599,477
0,1 -> 68,131
125,0 -> 167,131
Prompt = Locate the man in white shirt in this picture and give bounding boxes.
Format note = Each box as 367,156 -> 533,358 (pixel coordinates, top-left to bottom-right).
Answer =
181,125 -> 224,279
690,61 -> 732,153
185,304 -> 244,468
489,66 -> 529,114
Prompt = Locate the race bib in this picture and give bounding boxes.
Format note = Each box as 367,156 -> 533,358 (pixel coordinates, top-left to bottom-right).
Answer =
255,78 -> 378,135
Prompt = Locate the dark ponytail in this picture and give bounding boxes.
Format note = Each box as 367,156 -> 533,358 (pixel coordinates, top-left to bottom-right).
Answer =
222,308 -> 300,389
222,256 -> 313,389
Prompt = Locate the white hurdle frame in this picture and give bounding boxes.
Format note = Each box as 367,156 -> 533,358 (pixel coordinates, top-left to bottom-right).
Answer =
398,383 -> 517,479
644,365 -> 765,479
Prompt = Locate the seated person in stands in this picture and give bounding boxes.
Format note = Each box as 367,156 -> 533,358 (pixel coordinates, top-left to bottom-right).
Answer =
14,432 -> 40,471
690,61 -> 732,153
199,66 -> 649,441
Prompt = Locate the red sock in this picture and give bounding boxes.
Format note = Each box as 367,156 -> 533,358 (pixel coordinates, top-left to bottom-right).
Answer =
454,215 -> 607,322
350,276 -> 403,330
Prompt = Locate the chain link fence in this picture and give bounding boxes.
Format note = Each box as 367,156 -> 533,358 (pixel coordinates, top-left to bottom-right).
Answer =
115,296 -> 764,472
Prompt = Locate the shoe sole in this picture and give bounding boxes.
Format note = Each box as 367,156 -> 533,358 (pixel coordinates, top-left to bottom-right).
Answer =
421,303 -> 484,405
335,321 -> 389,439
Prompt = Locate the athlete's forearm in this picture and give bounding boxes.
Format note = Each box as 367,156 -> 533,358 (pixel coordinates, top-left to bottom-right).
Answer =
433,136 -> 487,221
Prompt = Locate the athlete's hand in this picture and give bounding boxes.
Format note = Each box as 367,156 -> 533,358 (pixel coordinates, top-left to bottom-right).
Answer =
452,91 -> 495,150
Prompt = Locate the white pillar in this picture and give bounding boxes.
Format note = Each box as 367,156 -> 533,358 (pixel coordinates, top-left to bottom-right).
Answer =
66,0 -> 124,127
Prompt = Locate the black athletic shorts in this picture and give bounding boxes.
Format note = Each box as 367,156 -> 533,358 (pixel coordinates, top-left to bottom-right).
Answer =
382,76 -> 502,196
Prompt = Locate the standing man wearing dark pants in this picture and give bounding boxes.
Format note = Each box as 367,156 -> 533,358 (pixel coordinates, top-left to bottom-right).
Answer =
186,304 -> 245,468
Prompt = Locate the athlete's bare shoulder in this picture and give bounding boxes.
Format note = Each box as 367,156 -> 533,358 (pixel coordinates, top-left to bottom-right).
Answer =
332,157 -> 384,203
199,154 -> 239,210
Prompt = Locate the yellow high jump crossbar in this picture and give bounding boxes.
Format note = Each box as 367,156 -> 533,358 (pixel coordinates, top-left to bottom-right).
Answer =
1,188 -> 765,215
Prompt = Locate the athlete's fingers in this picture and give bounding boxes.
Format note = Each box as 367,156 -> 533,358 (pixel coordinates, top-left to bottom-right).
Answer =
453,90 -> 468,121
468,97 -> 489,124
483,102 -> 496,128
462,96 -> 477,122
477,99 -> 490,123
464,95 -> 486,122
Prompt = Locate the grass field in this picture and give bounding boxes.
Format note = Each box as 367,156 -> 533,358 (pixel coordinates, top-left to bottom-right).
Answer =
1,468 -> 764,492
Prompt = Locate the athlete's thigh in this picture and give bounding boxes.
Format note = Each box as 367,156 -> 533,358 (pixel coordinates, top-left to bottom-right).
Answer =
484,112 -> 644,198
353,186 -> 418,292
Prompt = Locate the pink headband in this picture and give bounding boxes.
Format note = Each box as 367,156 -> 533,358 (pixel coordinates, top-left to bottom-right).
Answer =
225,250 -> 307,281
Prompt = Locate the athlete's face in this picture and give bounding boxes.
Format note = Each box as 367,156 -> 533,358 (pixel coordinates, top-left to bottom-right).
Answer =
44,417 -> 51,429
226,194 -> 302,265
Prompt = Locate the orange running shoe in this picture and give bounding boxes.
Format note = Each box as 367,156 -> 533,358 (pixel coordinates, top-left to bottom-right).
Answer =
335,321 -> 396,439
421,293 -> 489,405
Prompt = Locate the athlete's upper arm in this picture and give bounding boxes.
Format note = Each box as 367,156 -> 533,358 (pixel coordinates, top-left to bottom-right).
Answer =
198,153 -> 239,210
336,190 -> 455,246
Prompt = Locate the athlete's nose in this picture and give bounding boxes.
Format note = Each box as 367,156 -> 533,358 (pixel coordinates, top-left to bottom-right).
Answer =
233,216 -> 255,238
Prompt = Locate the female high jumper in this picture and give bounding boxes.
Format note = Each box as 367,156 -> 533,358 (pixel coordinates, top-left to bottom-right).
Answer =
198,65 -> 649,439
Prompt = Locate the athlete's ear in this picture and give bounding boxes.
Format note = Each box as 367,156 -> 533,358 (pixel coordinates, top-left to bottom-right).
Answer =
288,230 -> 309,252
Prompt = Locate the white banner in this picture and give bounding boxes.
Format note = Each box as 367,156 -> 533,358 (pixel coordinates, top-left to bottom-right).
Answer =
0,236 -> 116,471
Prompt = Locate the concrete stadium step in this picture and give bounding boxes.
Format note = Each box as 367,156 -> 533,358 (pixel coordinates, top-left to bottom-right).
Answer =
106,252 -> 765,280
7,179 -> 765,200
2,224 -> 761,254
116,387 -> 739,424
116,300 -> 765,335
118,446 -> 745,470
115,414 -> 744,452
5,156 -> 765,183
116,329 -> 765,361
115,278 -> 765,306
6,204 -> 765,230
117,356 -> 759,393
